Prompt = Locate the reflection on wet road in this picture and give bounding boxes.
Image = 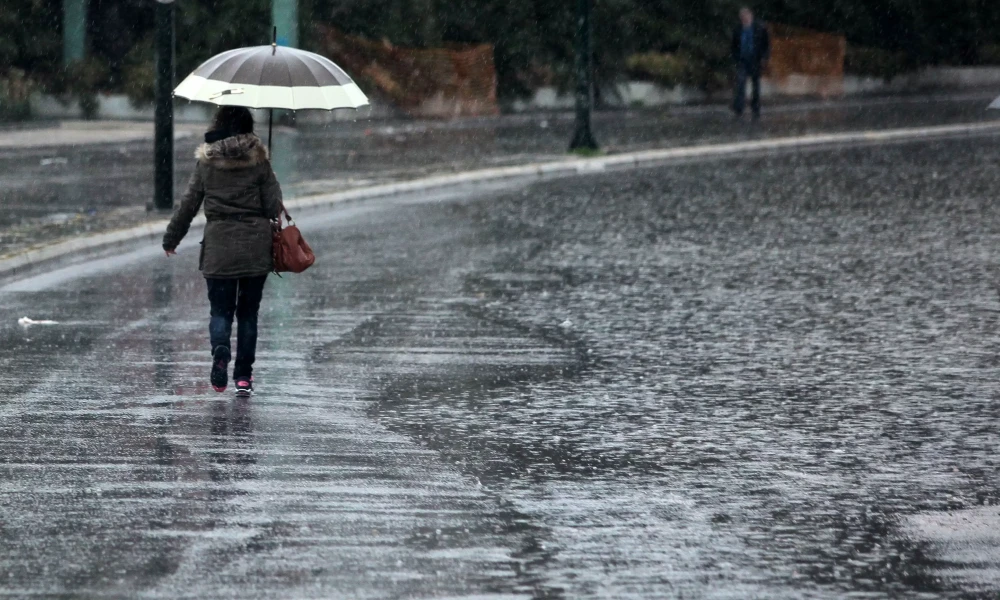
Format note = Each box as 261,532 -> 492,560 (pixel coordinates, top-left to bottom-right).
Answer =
3,134 -> 1000,597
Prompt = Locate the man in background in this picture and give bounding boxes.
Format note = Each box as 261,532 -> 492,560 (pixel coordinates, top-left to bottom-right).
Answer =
731,7 -> 771,120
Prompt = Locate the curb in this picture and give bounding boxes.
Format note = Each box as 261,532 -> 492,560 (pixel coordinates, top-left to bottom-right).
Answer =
0,123 -> 198,150
3,120 -> 999,281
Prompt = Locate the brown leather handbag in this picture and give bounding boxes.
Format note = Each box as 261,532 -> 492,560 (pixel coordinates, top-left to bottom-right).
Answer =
272,205 -> 315,274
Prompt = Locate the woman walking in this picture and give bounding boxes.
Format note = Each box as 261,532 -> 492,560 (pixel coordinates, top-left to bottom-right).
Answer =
162,106 -> 282,397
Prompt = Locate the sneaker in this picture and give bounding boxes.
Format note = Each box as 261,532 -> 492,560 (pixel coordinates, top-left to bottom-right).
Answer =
211,346 -> 231,392
234,376 -> 254,398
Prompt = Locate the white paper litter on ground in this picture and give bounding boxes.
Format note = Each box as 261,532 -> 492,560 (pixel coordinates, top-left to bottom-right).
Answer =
18,317 -> 59,326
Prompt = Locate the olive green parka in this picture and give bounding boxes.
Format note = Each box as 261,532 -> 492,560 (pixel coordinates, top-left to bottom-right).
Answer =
162,134 -> 282,278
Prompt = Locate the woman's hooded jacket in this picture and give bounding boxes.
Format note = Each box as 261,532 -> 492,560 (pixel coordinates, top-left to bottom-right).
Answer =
162,133 -> 282,278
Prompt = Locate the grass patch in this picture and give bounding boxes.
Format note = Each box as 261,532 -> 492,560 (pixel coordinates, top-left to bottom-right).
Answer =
569,147 -> 604,158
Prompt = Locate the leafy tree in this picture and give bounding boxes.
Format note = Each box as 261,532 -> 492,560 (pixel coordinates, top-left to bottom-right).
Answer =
6,0 -> 1000,109
0,0 -> 62,78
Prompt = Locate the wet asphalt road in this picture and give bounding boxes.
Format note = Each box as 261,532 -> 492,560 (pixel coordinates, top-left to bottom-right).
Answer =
1,93 -> 997,236
3,132 -> 1000,598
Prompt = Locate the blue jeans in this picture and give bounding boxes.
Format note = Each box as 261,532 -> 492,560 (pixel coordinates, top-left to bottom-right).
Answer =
733,63 -> 761,116
206,275 -> 267,379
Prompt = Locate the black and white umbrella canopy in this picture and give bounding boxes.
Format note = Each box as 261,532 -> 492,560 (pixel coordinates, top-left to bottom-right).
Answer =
174,45 -> 368,111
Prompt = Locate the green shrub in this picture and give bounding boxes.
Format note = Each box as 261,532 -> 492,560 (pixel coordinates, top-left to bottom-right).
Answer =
50,58 -> 110,119
625,50 -> 730,92
122,37 -> 155,107
845,46 -> 909,80
0,68 -> 33,121
978,44 -> 1000,65
626,52 -> 690,87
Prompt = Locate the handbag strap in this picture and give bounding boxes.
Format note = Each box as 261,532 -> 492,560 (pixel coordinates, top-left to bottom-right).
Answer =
273,202 -> 294,227
261,180 -> 293,225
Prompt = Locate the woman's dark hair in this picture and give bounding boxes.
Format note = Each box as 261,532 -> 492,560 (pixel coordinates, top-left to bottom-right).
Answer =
211,106 -> 254,135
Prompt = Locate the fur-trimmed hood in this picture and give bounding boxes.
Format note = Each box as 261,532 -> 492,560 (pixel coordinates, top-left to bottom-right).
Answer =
195,133 -> 269,169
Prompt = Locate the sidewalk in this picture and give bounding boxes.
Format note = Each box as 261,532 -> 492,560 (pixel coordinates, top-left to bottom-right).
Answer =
0,91 -> 997,262
0,120 -> 202,149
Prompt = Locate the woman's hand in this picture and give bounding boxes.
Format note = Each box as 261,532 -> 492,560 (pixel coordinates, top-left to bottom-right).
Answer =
165,249 -> 177,257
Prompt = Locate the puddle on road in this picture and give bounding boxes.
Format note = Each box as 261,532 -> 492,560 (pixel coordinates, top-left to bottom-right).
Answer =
311,147 -> 1000,599
314,300 -> 589,486
309,267 -> 589,597
904,507 -> 1000,595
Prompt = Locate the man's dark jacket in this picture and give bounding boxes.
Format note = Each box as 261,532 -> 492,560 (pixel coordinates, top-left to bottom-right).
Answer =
731,21 -> 771,69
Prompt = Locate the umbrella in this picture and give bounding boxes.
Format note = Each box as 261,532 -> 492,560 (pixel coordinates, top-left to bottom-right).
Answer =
173,29 -> 368,149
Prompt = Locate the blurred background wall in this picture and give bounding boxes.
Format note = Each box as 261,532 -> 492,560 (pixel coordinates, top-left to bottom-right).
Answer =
4,0 -> 1000,120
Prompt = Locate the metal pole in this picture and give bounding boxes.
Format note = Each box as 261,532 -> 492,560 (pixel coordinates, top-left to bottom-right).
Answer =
153,0 -> 175,211
569,0 -> 598,152
62,0 -> 87,66
272,0 -> 298,48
